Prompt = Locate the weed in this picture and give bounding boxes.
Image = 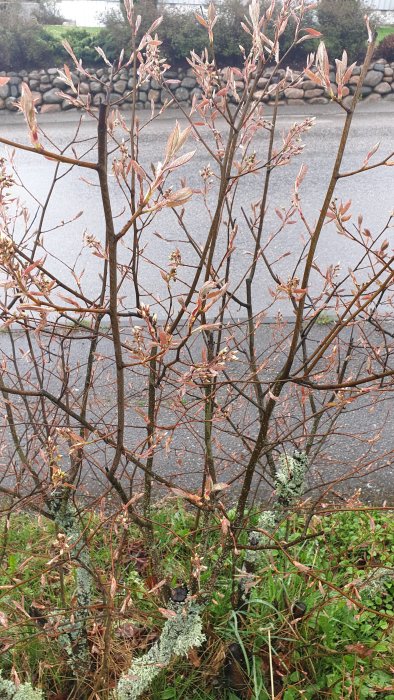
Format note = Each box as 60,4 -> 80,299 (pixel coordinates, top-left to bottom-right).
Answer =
0,506 -> 393,699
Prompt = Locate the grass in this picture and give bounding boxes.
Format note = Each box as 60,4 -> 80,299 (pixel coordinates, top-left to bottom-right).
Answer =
45,23 -> 393,45
44,25 -> 101,37
377,25 -> 394,43
315,312 -> 335,326
0,504 -> 393,699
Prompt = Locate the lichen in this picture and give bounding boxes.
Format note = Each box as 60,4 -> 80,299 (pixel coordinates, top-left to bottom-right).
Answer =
115,601 -> 205,700
0,672 -> 43,700
247,509 -> 278,555
275,451 -> 308,508
48,487 -> 91,673
241,451 -> 308,593
360,567 -> 394,598
249,451 -> 308,550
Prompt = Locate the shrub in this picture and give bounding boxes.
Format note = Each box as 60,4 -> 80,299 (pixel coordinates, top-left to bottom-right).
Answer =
0,2 -> 393,698
59,28 -> 102,65
0,24 -> 102,71
375,32 -> 394,61
0,1 -> 61,71
0,0 -> 316,71
101,0 -> 316,67
0,26 -> 59,71
0,1 -> 99,70
161,10 -> 209,64
317,0 -> 369,62
99,0 -> 159,63
275,5 -> 319,66
101,1 -> 217,66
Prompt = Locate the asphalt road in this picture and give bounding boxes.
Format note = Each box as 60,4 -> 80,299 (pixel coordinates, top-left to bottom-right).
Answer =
0,103 -> 394,505
1,323 -> 394,506
0,101 -> 393,315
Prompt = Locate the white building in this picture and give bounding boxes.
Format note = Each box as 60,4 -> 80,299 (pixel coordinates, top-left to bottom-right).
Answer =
19,0 -> 394,27
58,0 -> 394,27
366,0 -> 394,24
369,0 -> 394,9
57,1 -> 120,26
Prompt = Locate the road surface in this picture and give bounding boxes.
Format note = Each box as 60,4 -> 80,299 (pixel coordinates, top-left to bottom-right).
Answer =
0,102 -> 394,505
0,101 -> 393,315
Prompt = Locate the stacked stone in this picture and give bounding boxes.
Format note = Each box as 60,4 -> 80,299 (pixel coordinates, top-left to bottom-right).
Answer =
1,60 -> 393,112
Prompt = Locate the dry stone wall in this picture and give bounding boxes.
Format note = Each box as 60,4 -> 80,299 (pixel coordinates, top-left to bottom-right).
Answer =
1,60 -> 394,112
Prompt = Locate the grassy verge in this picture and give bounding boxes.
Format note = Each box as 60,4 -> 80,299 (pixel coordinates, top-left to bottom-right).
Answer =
377,25 -> 394,43
0,504 -> 393,699
44,25 -> 101,38
45,23 -> 394,46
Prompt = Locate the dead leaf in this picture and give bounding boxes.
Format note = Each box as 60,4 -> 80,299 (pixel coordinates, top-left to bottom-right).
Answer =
188,647 -> 201,667
345,643 -> 373,659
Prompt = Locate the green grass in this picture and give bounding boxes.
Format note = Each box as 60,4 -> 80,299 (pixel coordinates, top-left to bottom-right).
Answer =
315,312 -> 335,326
43,23 -> 394,44
0,505 -> 393,699
377,25 -> 394,43
44,25 -> 101,37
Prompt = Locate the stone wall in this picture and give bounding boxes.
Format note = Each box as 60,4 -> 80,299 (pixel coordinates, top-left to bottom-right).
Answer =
1,60 -> 394,113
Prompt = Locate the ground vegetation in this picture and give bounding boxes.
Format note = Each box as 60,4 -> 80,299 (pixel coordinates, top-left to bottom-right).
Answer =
0,1 -> 393,698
